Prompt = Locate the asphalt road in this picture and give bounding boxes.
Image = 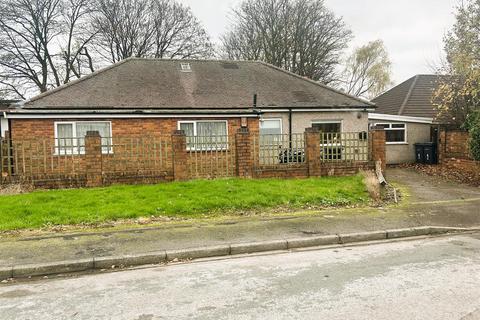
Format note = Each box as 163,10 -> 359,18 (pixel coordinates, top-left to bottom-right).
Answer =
1,233 -> 480,320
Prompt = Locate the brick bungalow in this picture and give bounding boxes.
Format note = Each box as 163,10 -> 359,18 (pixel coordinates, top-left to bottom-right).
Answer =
3,58 -> 374,141
0,59 -> 386,188
0,100 -> 19,138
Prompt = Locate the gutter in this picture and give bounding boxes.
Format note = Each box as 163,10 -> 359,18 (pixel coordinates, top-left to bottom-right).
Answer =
260,108 -> 376,113
289,108 -> 293,148
4,108 -> 263,119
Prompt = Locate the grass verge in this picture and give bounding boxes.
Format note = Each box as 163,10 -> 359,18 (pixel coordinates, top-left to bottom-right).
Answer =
0,175 -> 369,231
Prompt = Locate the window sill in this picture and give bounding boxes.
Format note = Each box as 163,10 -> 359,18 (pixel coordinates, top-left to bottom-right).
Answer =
53,151 -> 113,156
386,142 -> 409,145
186,148 -> 229,152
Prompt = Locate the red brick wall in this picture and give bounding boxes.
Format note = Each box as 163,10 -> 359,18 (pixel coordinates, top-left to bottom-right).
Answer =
10,118 -> 259,140
439,130 -> 471,161
254,166 -> 309,179
3,119 -> 382,189
439,130 -> 480,179
443,158 -> 480,179
7,117 -> 259,187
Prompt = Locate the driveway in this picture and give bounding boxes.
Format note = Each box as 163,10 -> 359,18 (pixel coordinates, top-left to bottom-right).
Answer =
387,167 -> 480,203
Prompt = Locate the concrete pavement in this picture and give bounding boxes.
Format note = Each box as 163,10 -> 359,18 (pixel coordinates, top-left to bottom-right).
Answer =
1,232 -> 480,319
0,167 -> 479,269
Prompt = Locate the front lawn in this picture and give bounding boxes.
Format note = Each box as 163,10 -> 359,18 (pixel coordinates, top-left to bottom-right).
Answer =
0,176 -> 369,231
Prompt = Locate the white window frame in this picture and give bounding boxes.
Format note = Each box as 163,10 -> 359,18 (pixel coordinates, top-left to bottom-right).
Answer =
312,120 -> 343,147
259,118 -> 283,135
54,121 -> 113,155
374,122 -> 408,145
311,120 -> 343,132
177,120 -> 229,151
180,63 -> 191,72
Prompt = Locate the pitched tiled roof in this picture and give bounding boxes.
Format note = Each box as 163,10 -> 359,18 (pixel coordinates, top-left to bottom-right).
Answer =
24,58 -> 373,110
372,75 -> 448,118
0,100 -> 20,111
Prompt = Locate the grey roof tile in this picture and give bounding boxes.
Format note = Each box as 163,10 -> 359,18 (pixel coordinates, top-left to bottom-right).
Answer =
24,58 -> 373,110
372,74 -> 449,118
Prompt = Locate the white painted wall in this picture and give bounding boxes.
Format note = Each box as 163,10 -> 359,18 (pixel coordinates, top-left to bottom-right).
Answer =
262,111 -> 369,134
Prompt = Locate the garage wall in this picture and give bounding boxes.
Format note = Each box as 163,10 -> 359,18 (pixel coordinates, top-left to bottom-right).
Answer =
262,111 -> 369,134
369,120 -> 431,164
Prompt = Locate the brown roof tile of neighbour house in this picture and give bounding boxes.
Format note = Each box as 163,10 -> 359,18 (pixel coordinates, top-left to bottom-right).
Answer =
0,100 -> 20,112
23,58 -> 373,111
372,75 -> 448,118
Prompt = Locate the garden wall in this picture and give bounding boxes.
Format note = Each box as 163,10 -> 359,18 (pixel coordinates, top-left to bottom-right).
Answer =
1,127 -> 386,189
439,129 -> 480,179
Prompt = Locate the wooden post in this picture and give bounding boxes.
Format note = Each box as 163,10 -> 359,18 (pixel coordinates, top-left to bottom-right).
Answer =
85,131 -> 103,187
369,127 -> 386,174
3,131 -> 12,177
172,130 -> 188,181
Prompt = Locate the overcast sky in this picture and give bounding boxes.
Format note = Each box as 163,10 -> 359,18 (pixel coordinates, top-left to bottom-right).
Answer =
178,0 -> 458,85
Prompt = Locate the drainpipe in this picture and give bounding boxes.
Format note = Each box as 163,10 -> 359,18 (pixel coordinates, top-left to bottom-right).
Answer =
289,108 -> 293,149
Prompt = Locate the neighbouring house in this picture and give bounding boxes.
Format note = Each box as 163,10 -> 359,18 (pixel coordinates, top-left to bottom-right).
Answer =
4,58 -> 373,145
0,100 -> 20,138
369,74 -> 445,164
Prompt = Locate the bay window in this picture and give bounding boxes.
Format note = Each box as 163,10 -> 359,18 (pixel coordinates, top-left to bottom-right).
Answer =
54,121 -> 112,155
178,120 -> 228,150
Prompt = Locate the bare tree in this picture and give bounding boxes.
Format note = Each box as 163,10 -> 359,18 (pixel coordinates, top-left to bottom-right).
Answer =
61,0 -> 99,83
221,0 -> 351,84
341,40 -> 392,99
93,0 -> 213,63
0,0 -> 97,98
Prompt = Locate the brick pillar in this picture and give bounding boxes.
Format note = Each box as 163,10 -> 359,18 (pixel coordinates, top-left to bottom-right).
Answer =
369,127 -> 386,173
172,130 -> 188,181
85,131 -> 103,187
438,129 -> 446,164
305,127 -> 321,177
236,127 -> 253,178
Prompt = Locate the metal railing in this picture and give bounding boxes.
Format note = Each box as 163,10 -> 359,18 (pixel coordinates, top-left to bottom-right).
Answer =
253,133 -> 306,166
186,135 -> 236,179
320,132 -> 369,162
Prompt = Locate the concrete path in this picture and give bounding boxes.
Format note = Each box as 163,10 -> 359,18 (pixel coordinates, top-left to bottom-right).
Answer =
2,232 -> 480,320
0,168 -> 479,268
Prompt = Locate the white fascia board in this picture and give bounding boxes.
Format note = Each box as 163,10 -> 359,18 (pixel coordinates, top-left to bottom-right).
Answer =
368,113 -> 433,124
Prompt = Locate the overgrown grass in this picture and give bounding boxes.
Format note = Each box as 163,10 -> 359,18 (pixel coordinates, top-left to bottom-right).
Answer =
0,176 -> 369,231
